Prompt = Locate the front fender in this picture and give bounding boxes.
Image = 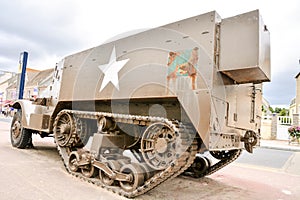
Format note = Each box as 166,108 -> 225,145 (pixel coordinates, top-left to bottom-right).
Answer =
12,100 -> 39,128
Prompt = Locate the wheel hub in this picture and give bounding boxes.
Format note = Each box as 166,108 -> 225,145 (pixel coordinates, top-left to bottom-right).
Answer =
12,121 -> 21,139
155,138 -> 168,153
60,124 -> 71,134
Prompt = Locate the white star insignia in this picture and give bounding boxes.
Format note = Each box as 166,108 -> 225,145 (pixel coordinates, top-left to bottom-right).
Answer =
98,46 -> 129,92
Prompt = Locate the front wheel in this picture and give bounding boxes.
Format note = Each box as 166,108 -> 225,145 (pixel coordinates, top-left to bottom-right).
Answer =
10,110 -> 32,149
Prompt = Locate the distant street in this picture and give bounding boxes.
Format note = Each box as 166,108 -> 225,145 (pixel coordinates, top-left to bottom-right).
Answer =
0,117 -> 12,123
236,148 -> 293,170
1,119 -> 300,200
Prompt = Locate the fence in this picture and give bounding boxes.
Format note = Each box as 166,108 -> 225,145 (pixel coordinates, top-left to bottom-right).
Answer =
277,116 -> 292,125
261,115 -> 292,140
277,116 -> 292,140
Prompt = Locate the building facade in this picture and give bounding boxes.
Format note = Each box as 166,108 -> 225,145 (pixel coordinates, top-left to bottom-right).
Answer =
290,73 -> 300,117
0,68 -> 53,111
0,71 -> 15,111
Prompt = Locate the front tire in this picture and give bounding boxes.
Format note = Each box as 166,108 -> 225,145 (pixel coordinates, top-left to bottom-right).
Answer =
10,110 -> 32,148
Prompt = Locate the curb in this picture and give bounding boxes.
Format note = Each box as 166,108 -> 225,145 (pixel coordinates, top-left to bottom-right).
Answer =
259,145 -> 300,152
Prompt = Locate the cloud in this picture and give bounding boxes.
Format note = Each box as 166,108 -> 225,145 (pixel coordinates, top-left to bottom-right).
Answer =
0,0 -> 299,105
0,0 -> 84,70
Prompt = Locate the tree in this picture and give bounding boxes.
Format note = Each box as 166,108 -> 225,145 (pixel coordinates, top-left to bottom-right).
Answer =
268,106 -> 274,113
279,108 -> 289,116
274,107 -> 282,113
262,105 -> 267,113
268,106 -> 289,116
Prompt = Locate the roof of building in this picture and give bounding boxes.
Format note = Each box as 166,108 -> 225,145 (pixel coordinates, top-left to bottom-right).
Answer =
6,68 -> 52,90
295,72 -> 300,79
0,71 -> 15,85
26,68 -> 54,87
6,75 -> 18,90
26,68 -> 40,82
290,97 -> 296,106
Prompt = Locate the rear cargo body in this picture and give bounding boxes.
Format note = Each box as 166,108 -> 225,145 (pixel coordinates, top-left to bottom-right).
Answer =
10,10 -> 270,197
48,10 -> 269,149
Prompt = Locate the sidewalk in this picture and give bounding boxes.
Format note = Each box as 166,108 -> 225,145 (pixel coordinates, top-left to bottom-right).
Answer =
260,139 -> 300,152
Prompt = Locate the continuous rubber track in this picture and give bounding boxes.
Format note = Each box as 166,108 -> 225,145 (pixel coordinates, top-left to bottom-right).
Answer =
53,109 -> 198,198
202,150 -> 242,177
183,149 -> 242,178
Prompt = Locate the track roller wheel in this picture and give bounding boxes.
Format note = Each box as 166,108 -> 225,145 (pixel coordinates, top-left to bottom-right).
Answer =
204,156 -> 211,168
139,163 -> 155,181
81,163 -> 97,178
68,152 -> 80,172
185,156 -> 210,177
193,156 -> 210,174
119,163 -> 145,192
99,160 -> 121,186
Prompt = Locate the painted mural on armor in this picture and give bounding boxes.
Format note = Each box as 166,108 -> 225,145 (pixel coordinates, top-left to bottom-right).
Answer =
167,47 -> 199,90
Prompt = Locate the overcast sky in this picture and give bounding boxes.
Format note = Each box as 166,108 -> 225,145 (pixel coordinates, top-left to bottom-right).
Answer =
0,0 -> 299,106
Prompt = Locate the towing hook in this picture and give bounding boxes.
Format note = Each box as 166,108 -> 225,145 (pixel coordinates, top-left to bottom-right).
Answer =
241,130 -> 258,153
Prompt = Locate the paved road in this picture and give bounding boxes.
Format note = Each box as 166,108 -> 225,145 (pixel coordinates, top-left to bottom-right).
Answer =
0,117 -> 12,123
1,120 -> 300,200
236,148 -> 293,169
235,146 -> 300,177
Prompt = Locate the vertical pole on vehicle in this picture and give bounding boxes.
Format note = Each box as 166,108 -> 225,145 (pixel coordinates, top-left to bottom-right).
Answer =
18,52 -> 28,100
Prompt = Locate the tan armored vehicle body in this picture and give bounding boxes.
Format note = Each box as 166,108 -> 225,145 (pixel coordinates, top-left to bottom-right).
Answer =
10,10 -> 270,197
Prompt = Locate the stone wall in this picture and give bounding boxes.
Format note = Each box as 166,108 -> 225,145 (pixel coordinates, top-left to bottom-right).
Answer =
261,119 -> 272,139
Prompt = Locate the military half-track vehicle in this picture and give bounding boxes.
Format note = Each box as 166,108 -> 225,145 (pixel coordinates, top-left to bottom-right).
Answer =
10,10 -> 270,197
